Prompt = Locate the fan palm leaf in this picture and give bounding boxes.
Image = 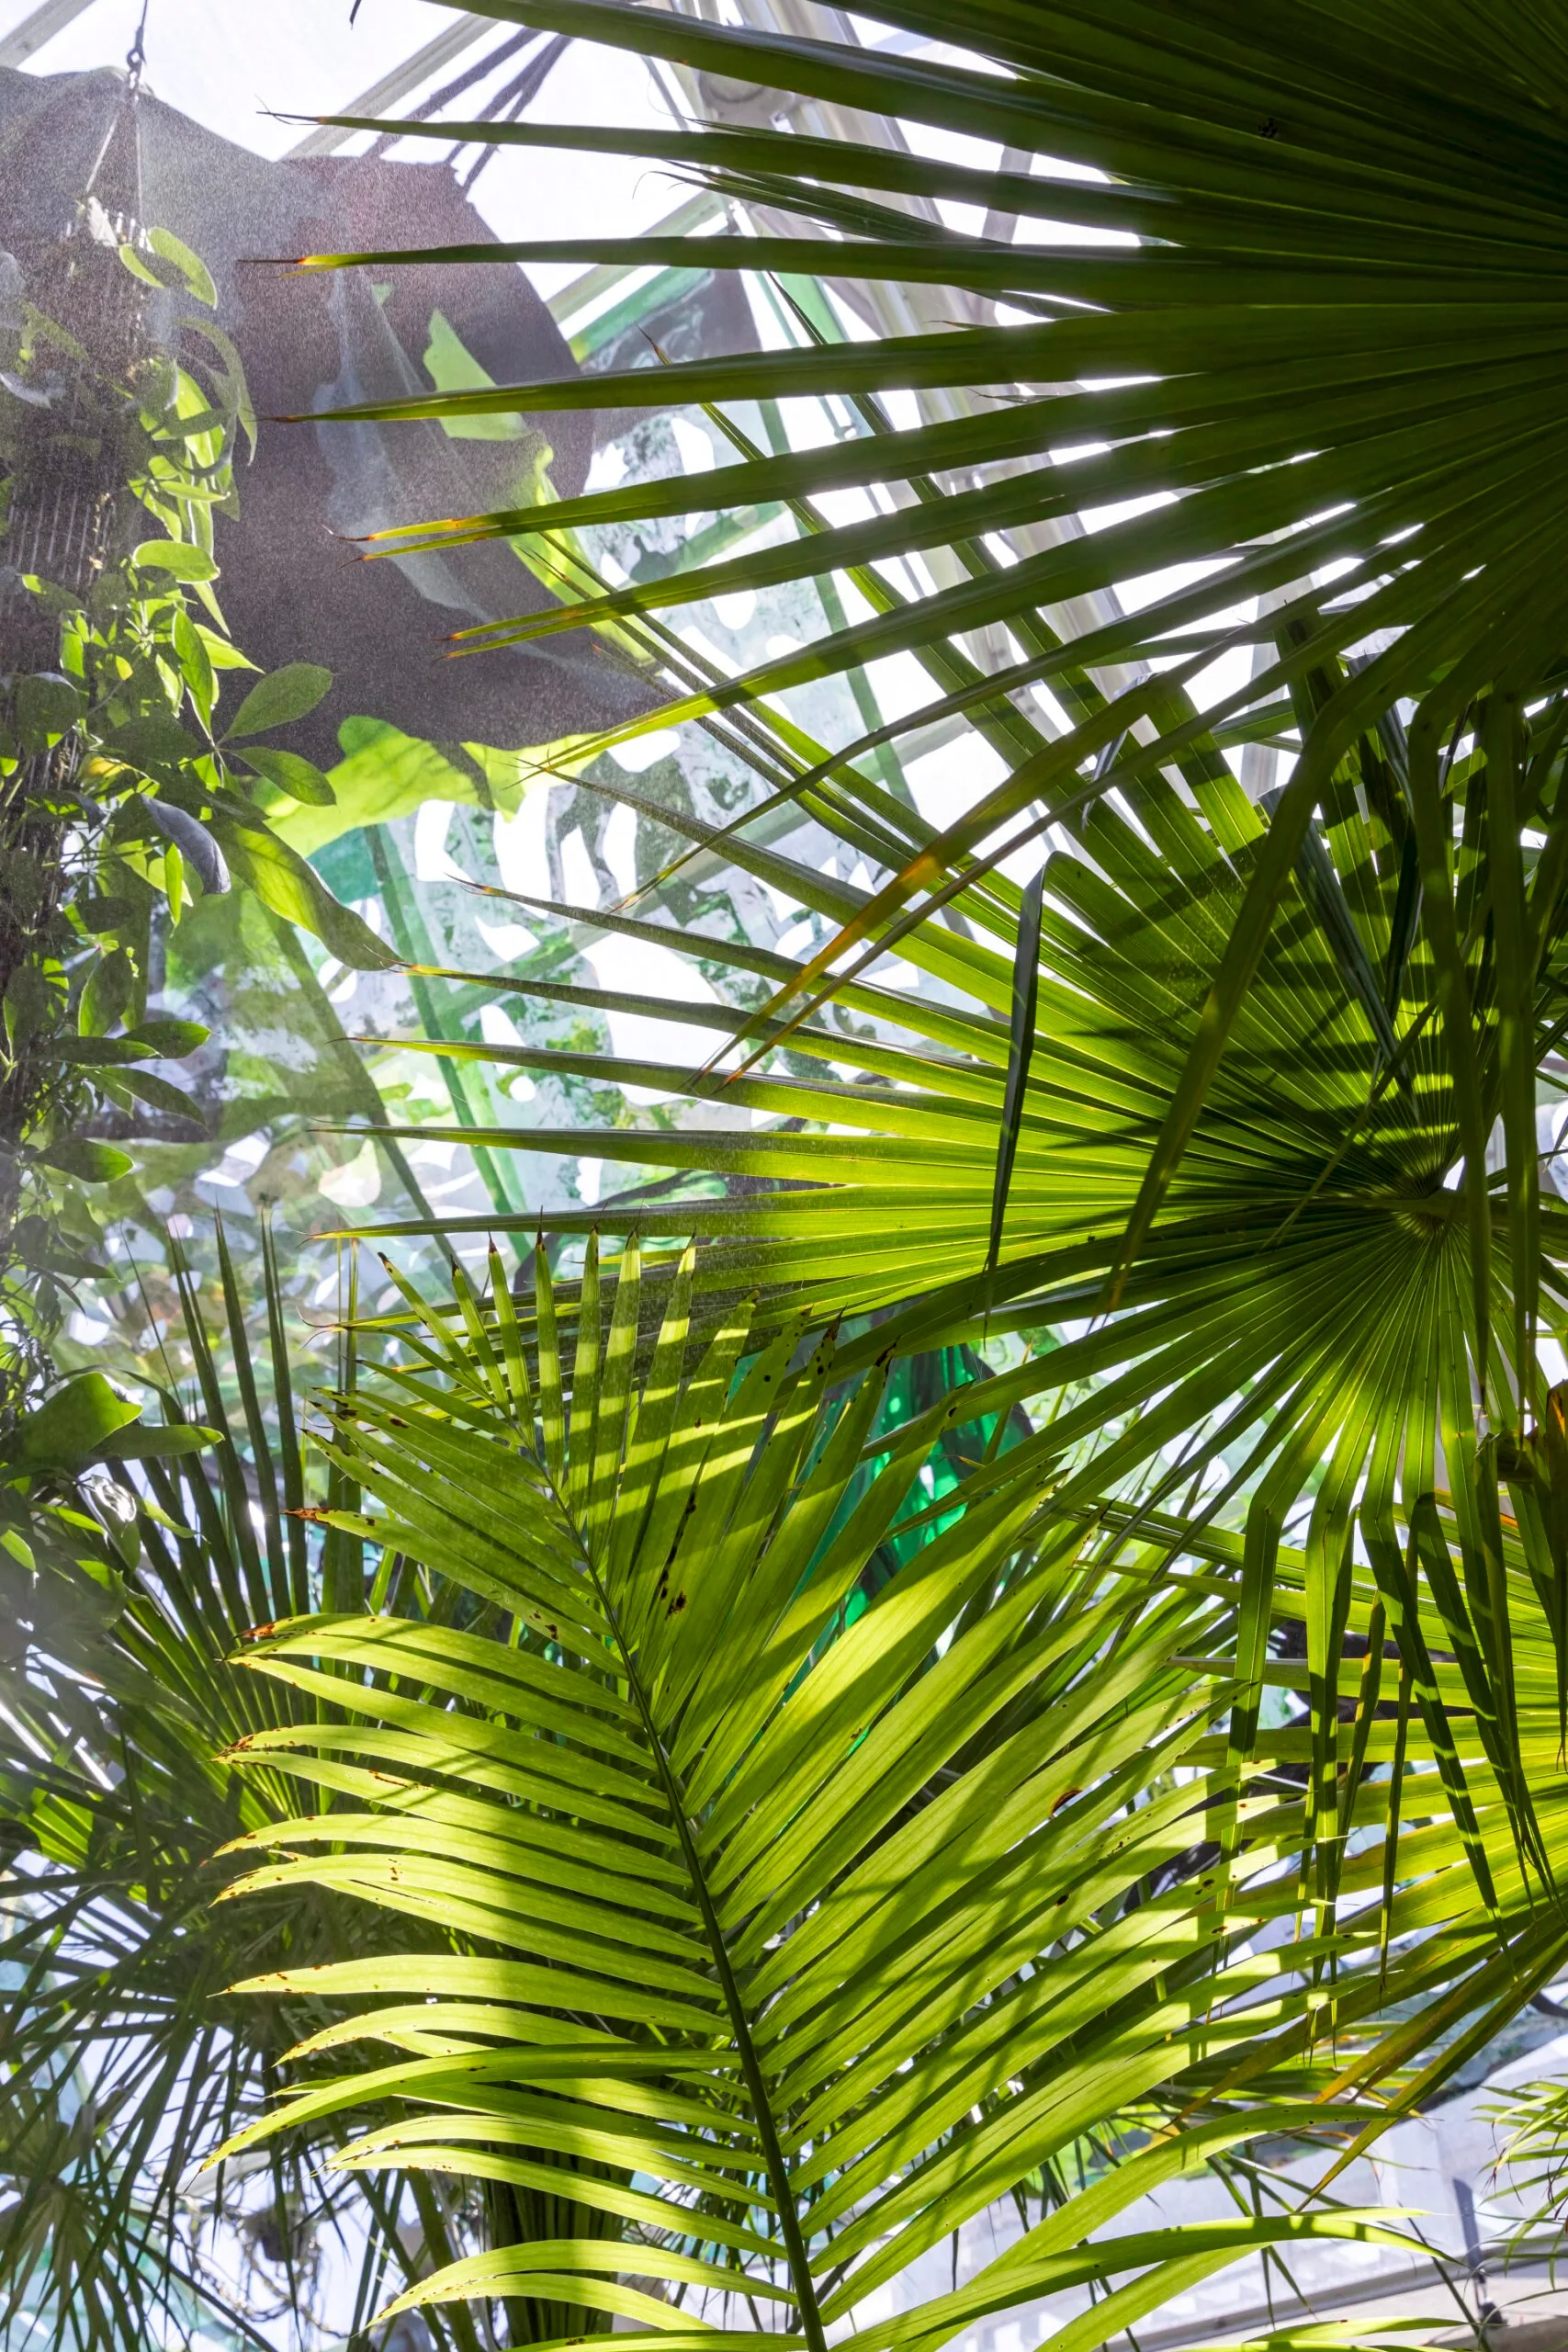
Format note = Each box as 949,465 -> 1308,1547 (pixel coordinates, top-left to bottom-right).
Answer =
272,3 -> 1568,1949
333,704 -> 1568,1920
290,0 -> 1568,1379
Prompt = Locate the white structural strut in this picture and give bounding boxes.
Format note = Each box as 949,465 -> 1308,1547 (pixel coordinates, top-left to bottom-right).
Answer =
0,0 -> 102,71
285,14 -> 493,157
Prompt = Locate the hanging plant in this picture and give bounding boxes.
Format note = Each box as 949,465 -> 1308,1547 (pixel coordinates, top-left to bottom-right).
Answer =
0,203 -> 398,1426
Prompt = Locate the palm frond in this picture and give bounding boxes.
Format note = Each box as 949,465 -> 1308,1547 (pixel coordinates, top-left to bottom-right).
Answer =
0,1232 -> 446,2349
296,3 -> 1568,1487
217,1247 -> 1568,2349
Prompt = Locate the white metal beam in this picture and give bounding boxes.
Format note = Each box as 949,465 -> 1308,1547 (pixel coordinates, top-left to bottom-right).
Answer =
0,0 -> 102,71
286,16 -> 492,157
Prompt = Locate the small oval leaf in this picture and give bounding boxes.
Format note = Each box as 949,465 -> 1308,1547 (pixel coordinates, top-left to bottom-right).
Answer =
39,1138 -> 135,1184
127,1016 -> 209,1057
13,1374 -> 139,1469
211,819 -> 400,971
55,1035 -> 155,1067
104,712 -> 204,770
96,1422 -> 221,1461
16,671 -> 85,752
131,539 -> 220,582
148,225 -> 218,309
223,664 -> 333,741
118,1068 -> 203,1123
242,745 -> 337,807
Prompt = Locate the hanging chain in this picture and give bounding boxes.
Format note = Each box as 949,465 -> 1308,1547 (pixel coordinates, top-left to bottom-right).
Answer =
126,0 -> 150,91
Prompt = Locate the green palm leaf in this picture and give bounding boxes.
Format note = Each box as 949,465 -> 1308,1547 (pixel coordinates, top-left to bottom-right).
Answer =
347,710 -> 1568,1805
249,22 -> 1568,2314
217,1247 -> 1568,2347
0,1230 -> 460,2349
295,3 -> 1568,1437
